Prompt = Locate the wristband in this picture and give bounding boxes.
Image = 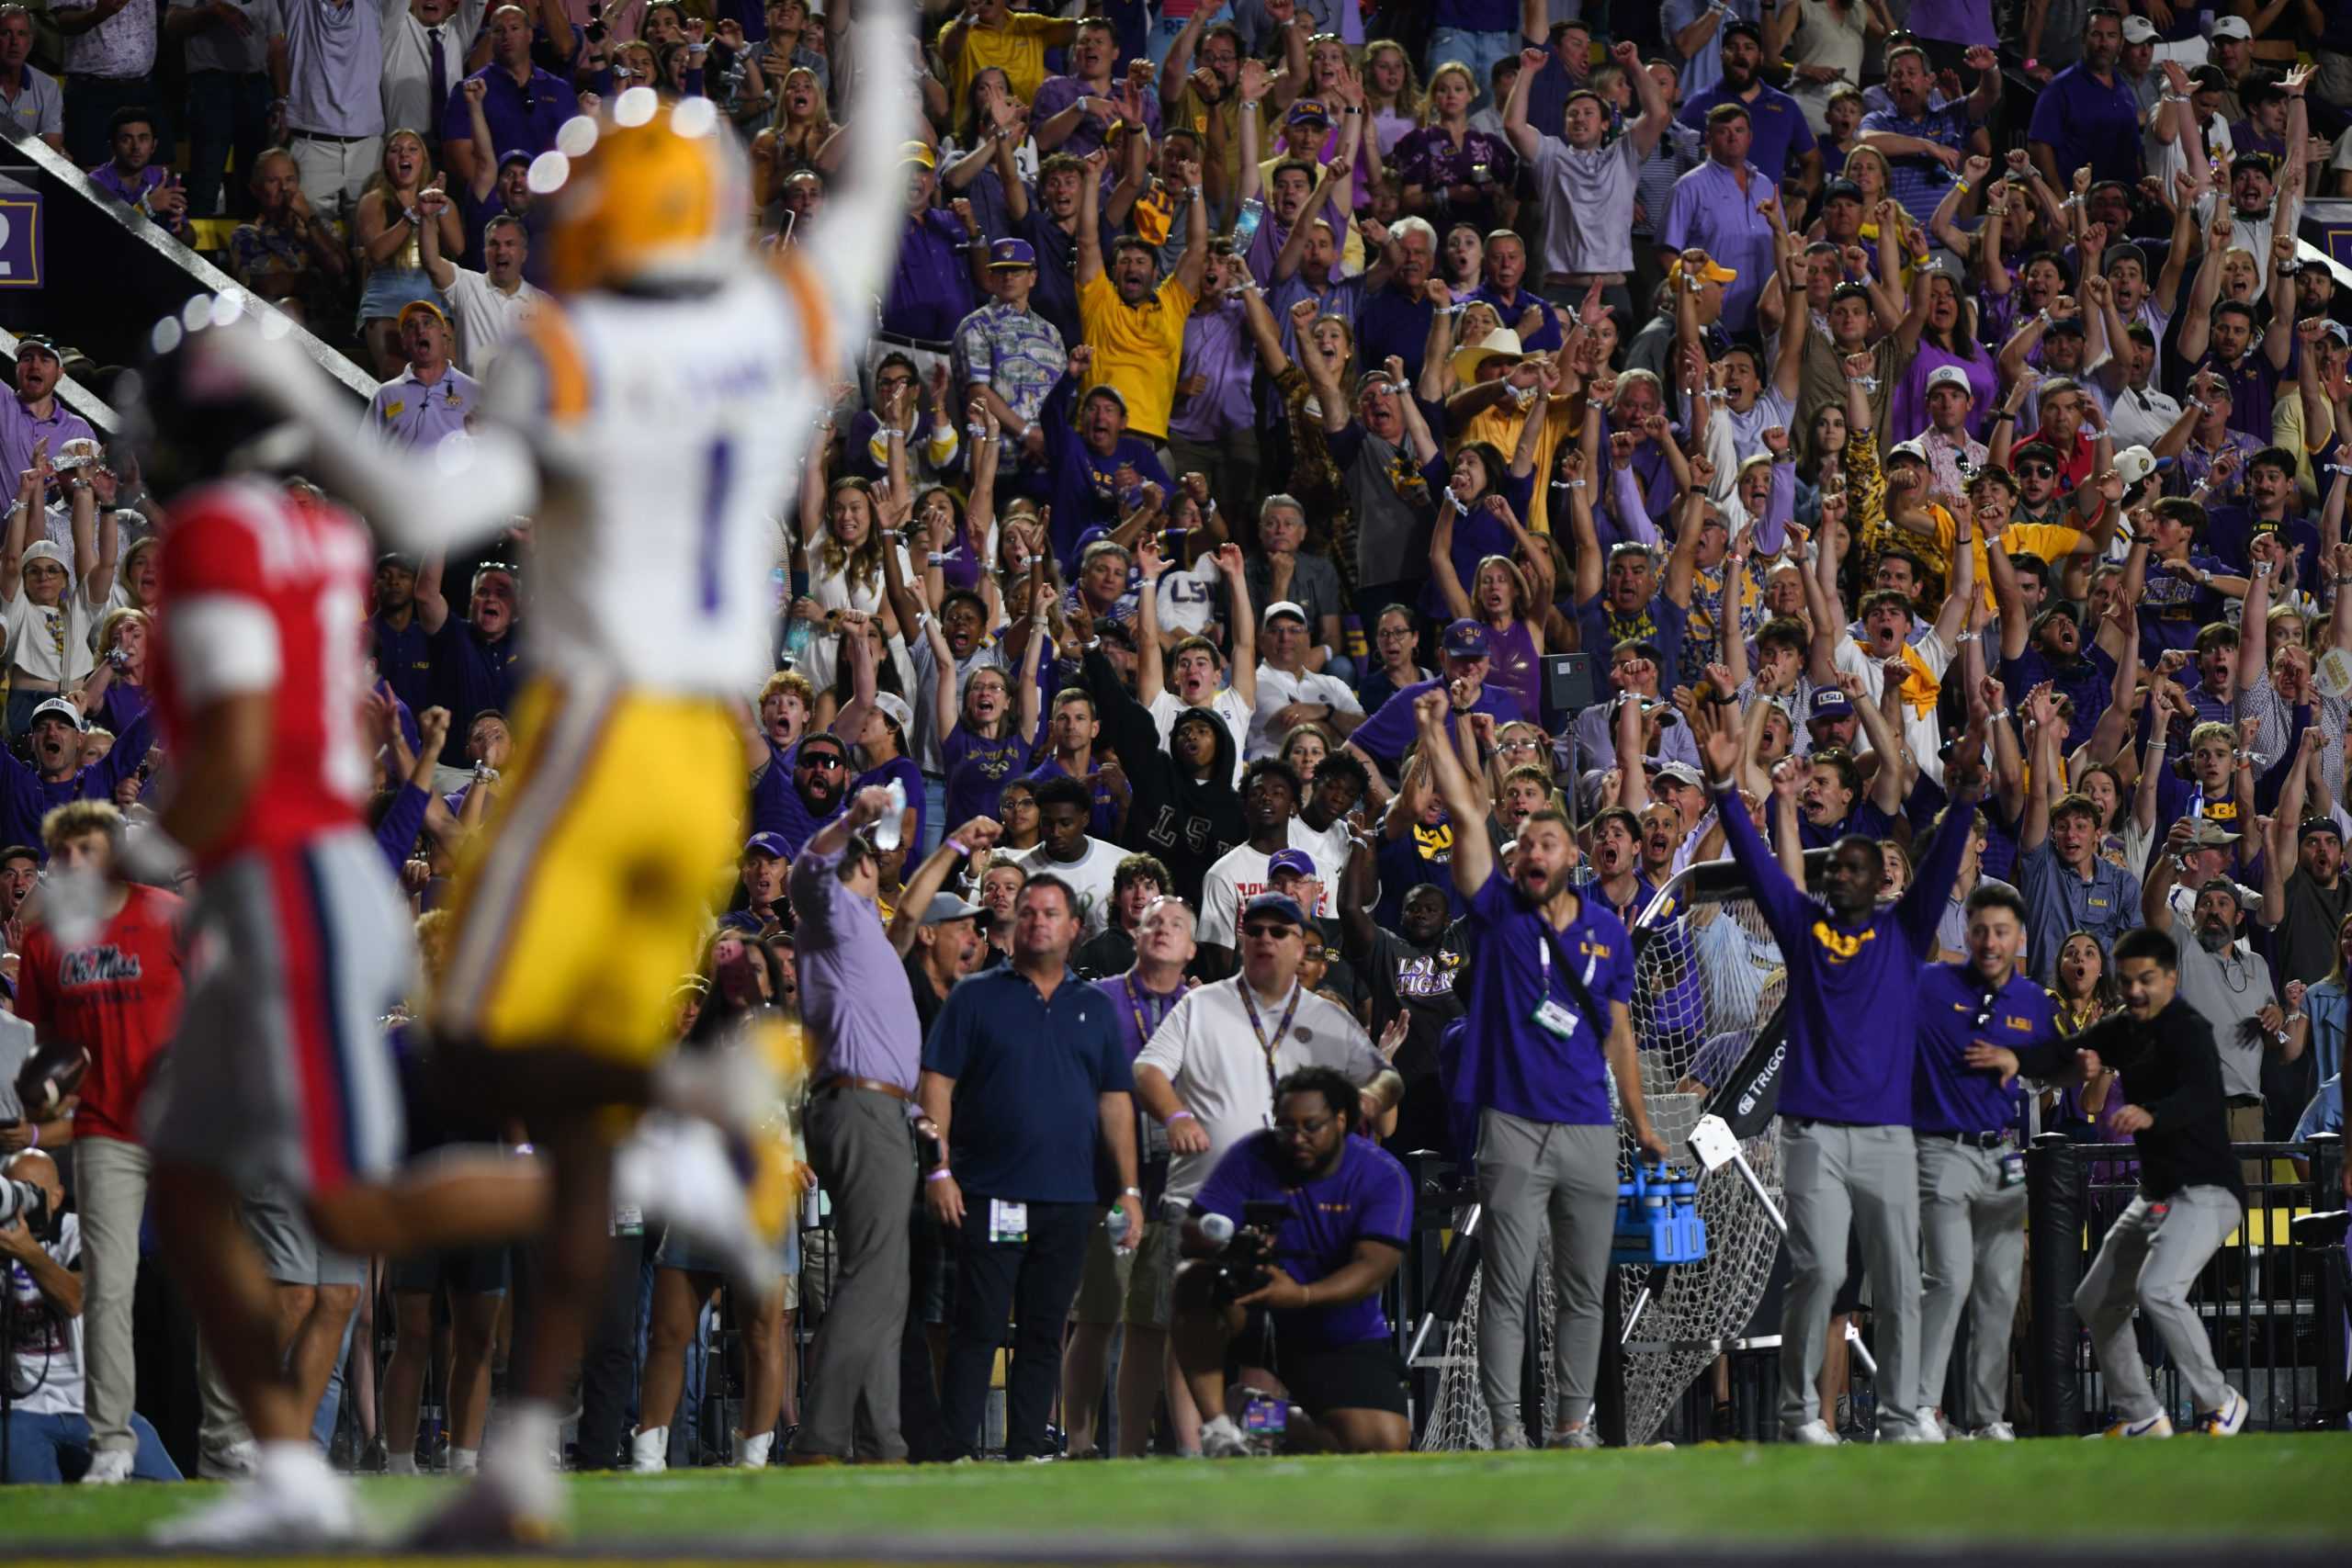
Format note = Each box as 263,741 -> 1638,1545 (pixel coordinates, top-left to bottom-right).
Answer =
1120,1186 -> 1142,1198
925,1167 -> 954,1182
946,837 -> 971,858
26,1125 -> 35,1149
1954,180 -> 1970,195
1992,410 -> 2018,423
1988,707 -> 2012,723
2334,575 -> 2352,587
1168,1110 -> 1196,1122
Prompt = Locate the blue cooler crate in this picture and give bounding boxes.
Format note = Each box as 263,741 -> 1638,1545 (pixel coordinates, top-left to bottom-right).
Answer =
1611,1163 -> 1709,1268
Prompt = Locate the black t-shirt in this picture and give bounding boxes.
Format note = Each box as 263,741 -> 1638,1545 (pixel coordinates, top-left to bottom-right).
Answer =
2019,998 -> 2245,1201
902,949 -> 953,1042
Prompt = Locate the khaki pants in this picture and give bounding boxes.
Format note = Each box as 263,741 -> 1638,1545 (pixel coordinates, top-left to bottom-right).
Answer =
74,1137 -> 150,1455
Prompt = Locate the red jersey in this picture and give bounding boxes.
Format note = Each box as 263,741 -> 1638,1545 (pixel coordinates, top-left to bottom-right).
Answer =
152,480 -> 377,869
16,884 -> 187,1144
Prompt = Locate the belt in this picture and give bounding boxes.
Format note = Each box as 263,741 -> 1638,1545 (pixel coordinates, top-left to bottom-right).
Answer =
291,128 -> 374,144
816,1074 -> 911,1101
1546,271 -> 1626,287
2224,1094 -> 2263,1109
1922,1130 -> 2010,1150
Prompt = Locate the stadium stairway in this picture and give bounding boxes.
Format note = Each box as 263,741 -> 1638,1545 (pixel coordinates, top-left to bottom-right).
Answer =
0,125 -> 371,405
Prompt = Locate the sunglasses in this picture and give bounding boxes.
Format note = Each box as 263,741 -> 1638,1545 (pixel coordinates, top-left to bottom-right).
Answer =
2015,465 -> 2054,479
797,752 -> 844,771
1242,922 -> 1299,941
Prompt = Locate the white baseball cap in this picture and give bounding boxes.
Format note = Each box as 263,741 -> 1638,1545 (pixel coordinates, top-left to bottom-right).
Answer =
1925,365 -> 1975,398
2211,16 -> 2253,39
2121,17 -> 2157,44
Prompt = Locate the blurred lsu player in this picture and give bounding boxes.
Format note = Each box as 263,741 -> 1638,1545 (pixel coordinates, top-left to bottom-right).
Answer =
196,5 -> 915,1542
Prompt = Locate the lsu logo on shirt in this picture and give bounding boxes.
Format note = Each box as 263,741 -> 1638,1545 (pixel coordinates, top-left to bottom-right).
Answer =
1812,922 -> 1877,963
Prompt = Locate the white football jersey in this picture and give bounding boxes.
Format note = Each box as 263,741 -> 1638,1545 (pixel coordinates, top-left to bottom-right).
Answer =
483,258 -> 841,694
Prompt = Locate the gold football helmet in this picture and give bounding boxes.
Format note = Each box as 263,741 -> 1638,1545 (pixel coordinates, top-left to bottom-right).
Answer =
537,87 -> 748,296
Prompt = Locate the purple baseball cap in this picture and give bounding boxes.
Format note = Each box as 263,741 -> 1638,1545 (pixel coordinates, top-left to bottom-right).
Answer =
1266,848 -> 1317,878
1442,618 -> 1489,660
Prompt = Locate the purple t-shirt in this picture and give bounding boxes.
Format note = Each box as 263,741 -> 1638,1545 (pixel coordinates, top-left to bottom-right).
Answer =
749,745 -> 848,855
1192,1130 -> 1414,1349
1452,868 -> 1634,1125
1902,0 -> 1996,46
1023,754 -> 1119,840
942,724 -> 1028,826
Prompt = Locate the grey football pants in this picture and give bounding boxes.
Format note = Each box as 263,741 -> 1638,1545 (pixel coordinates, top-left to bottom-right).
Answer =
1778,1120 -> 1924,1437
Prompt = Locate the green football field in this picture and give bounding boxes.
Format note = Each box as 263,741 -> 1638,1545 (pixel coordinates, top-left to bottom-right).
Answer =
10,1435 -> 2343,1562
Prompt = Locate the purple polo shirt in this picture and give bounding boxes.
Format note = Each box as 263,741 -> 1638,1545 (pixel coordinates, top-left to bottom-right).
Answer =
441,65 -> 578,161
367,365 -> 481,451
1193,1130 -> 1413,1349
0,396 -> 96,495
1453,867 -> 1634,1125
1030,73 -> 1161,160
1468,285 -> 1562,353
2025,62 -> 2143,188
791,839 -> 926,1092
884,209 -> 978,344
1659,159 -> 1778,333
1167,297 -> 1254,445
87,162 -> 186,233
1676,83 -> 1815,187
1095,970 -> 1186,1063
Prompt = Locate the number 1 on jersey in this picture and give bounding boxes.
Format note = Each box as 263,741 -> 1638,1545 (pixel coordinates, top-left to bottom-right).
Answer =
698,438 -> 733,615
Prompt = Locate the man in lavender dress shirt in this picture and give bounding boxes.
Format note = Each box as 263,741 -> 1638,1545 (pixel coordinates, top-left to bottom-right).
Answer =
1659,104 -> 1778,335
788,794 -> 1004,1465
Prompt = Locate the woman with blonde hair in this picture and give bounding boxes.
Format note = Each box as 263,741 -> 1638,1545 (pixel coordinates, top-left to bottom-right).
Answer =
354,129 -> 464,378
77,605 -> 153,735
1394,60 -> 1516,233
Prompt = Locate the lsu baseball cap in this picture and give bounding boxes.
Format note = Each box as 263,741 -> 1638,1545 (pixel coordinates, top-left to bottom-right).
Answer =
873,692 -> 914,735
1241,891 -> 1308,929
988,237 -> 1037,268
1266,848 -> 1317,878
1808,687 -> 1854,723
397,299 -> 449,332
28,696 -> 84,732
1286,98 -> 1332,126
743,831 -> 790,859
1442,617 -> 1489,660
1669,253 -> 1737,286
900,140 -> 936,168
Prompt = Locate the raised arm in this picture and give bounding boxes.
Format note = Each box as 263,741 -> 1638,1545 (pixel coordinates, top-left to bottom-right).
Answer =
1414,686 -> 1491,897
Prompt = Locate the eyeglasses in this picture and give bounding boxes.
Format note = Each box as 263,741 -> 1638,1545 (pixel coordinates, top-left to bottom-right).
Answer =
797,752 -> 844,772
1242,922 -> 1299,941
1499,737 -> 1540,752
1273,1113 -> 1334,1139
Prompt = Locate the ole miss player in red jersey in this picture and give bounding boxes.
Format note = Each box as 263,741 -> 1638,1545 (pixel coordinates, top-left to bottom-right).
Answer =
118,308 -> 550,1547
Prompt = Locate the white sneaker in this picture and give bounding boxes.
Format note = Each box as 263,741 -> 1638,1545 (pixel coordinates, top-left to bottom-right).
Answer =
2194,1388 -> 2247,1437
1548,1424 -> 1600,1450
153,1445 -> 359,1548
82,1448 -> 135,1484
1201,1416 -> 1250,1459
407,1415 -> 567,1548
2088,1412 -> 2173,1438
734,1431 -> 774,1469
1784,1419 -> 1839,1446
1933,1410 -> 1969,1441
614,1115 -> 781,1289
629,1426 -> 669,1473
1488,1421 -> 1530,1451
198,1437 -> 260,1480
1972,1421 -> 2017,1442
1885,1408 -> 1945,1443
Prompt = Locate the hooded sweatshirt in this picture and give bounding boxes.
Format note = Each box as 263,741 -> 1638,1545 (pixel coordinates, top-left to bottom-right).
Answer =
1083,648 -> 1243,907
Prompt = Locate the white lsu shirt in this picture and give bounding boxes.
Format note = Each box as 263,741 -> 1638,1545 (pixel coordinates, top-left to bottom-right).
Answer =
1148,686 -> 1252,785
485,263 -> 831,694
1135,977 -> 1382,1203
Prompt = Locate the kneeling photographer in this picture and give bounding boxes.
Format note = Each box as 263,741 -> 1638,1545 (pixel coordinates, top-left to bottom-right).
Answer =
1170,1068 -> 1414,1457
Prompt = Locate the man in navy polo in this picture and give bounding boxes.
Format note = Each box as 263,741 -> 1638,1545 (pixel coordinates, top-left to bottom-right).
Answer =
918,873 -> 1144,1462
1910,883 -> 2059,1441
1418,688 -> 1668,1450
441,6 -> 578,192
2026,9 -> 2142,190
370,551 -> 435,716
1674,22 -> 1818,197
1340,618 -> 1526,793
1702,718 -> 1984,1445
416,556 -> 522,775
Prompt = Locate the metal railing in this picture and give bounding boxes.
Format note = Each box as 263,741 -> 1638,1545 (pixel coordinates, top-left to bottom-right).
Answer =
2026,1133 -> 2347,1435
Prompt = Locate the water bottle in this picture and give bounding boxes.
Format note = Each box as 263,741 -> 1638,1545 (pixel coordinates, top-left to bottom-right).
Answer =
1106,1205 -> 1130,1246
872,776 -> 908,852
1198,1212 -> 1236,1246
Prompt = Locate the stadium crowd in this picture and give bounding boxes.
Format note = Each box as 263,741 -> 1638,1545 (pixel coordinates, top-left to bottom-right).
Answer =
5,0 -> 2352,1494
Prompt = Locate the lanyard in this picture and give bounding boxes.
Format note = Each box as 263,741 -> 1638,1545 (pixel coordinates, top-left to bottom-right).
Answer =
1124,973 -> 1179,1047
1238,980 -> 1305,1098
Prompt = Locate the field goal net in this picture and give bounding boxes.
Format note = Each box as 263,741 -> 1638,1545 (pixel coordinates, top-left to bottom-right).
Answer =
1418,855 -> 1805,1450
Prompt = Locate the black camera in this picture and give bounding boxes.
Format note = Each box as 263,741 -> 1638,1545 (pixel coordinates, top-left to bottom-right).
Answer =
1207,1198 -> 1294,1304
0,1167 -> 57,1243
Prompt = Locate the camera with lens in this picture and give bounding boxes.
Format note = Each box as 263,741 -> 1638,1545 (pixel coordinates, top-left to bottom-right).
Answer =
1206,1198 -> 1294,1304
0,1162 -> 59,1243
